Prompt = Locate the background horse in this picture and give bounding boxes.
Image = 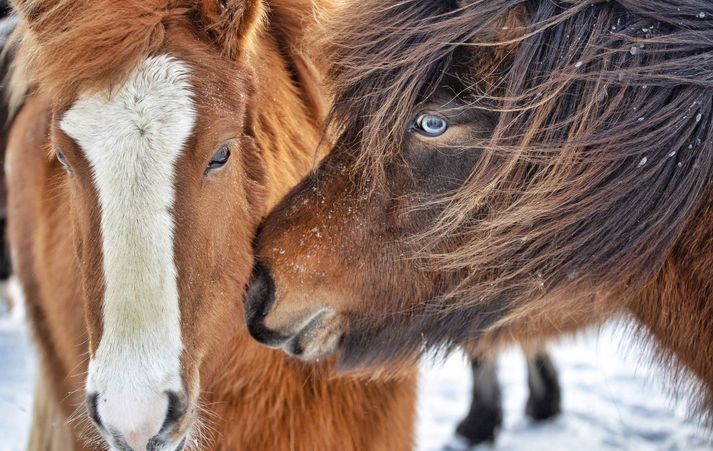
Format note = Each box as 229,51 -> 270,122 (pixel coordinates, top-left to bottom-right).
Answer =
0,2 -> 17,315
6,0 -> 416,449
245,0 -> 713,424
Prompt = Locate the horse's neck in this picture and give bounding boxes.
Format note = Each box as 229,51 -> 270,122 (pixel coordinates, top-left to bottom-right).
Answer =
628,189 -> 713,413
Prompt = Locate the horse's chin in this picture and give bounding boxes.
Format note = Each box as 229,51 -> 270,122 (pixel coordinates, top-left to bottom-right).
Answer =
280,310 -> 346,361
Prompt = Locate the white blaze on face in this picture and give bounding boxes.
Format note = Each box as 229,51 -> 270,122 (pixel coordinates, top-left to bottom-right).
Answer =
59,55 -> 195,439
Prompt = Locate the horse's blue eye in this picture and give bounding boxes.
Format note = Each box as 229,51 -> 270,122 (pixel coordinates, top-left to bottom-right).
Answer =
413,114 -> 448,137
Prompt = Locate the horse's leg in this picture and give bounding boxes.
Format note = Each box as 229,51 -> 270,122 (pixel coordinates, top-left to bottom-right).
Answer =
27,360 -> 77,451
454,351 -> 503,446
0,14 -> 18,314
0,217 -> 13,311
522,342 -> 561,421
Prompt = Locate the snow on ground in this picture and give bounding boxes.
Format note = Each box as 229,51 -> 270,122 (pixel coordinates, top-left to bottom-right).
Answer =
0,292 -> 35,451
417,325 -> 710,451
0,301 -> 710,451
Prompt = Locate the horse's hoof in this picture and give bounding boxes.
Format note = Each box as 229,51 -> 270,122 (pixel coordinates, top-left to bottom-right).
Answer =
525,378 -> 561,420
526,392 -> 561,421
454,410 -> 501,447
525,353 -> 562,421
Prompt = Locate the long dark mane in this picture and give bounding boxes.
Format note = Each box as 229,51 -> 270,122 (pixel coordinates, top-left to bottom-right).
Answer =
322,0 -> 713,407
322,0 -> 713,318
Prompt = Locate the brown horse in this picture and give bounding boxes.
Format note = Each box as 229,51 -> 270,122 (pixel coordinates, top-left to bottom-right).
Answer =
6,0 -> 416,450
246,0 -> 713,422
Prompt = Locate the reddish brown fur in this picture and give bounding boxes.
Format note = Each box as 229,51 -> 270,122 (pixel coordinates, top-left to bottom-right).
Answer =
249,0 -> 713,424
10,0 -> 172,106
6,0 -> 417,449
7,92 -> 90,449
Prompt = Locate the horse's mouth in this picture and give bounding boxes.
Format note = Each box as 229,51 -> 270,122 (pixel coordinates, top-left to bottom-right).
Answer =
281,309 -> 345,361
108,435 -> 186,451
106,419 -> 189,451
248,307 -> 345,361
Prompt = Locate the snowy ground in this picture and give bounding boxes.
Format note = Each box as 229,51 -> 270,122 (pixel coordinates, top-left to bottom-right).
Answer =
417,327 -> 710,451
1,301 -> 710,451
0,295 -> 36,451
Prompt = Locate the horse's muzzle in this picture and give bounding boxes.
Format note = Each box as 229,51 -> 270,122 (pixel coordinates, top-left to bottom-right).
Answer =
244,262 -> 345,360
88,390 -> 188,451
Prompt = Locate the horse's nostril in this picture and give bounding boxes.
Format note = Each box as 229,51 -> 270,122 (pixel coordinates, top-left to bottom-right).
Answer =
86,392 -> 103,430
245,262 -> 276,319
161,390 -> 188,432
245,262 -> 291,346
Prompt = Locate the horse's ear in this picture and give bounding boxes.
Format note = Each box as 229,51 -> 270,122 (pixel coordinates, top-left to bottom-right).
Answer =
201,0 -> 266,61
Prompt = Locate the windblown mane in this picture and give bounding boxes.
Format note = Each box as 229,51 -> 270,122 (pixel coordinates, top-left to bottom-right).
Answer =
7,0 -> 274,107
10,0 -> 173,106
323,0 -> 713,318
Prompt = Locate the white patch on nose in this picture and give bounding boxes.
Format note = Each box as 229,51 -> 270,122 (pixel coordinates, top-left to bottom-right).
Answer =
59,55 -> 194,441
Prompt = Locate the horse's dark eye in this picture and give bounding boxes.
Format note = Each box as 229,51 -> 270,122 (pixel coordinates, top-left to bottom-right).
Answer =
56,150 -> 71,172
206,145 -> 231,174
412,114 -> 448,137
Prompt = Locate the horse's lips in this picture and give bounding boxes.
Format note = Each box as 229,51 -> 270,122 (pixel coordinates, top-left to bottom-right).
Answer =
107,428 -> 187,451
246,307 -> 318,349
247,300 -> 344,360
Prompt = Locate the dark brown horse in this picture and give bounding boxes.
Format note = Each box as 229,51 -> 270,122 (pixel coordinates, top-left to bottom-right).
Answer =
246,0 -> 713,422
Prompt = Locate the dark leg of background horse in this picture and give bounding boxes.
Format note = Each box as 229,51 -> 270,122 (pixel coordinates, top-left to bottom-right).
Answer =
0,217 -> 11,277
452,344 -> 560,449
523,344 -> 561,420
454,354 -> 503,446
0,11 -> 18,314
0,216 -> 10,313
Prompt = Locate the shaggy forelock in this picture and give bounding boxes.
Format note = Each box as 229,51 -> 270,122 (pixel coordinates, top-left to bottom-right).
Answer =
317,0 -> 516,182
7,0 -> 266,106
